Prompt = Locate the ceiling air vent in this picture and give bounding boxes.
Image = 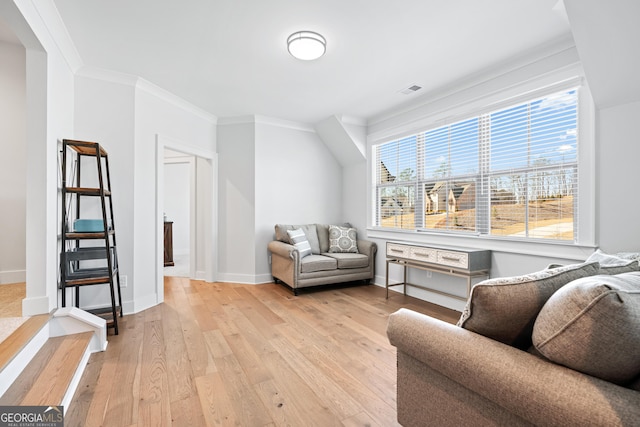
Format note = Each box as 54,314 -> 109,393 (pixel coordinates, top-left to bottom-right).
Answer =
399,84 -> 422,95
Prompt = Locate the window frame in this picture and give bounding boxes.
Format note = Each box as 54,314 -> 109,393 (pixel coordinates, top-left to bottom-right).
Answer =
367,74 -> 596,260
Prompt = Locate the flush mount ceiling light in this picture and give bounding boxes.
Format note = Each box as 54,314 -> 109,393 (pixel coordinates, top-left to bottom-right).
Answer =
287,31 -> 326,61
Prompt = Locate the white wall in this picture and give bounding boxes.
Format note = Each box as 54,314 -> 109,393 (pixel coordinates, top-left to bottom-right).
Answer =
597,100 -> 640,252
342,161 -> 367,233
0,40 -> 26,284
217,120 -> 256,283
217,116 -> 343,284
73,75 -> 136,312
254,119 -> 343,282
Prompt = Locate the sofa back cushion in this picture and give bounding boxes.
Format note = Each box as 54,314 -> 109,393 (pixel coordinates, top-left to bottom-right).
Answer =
457,261 -> 600,349
532,272 -> 640,384
316,224 -> 331,253
275,224 -> 320,254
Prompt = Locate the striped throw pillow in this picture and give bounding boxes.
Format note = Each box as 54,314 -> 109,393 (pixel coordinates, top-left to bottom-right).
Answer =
287,228 -> 312,258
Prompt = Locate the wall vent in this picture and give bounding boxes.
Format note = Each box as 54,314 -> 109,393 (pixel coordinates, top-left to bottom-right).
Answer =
399,84 -> 422,95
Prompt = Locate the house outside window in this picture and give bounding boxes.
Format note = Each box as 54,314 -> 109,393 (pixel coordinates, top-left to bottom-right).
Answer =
374,87 -> 579,243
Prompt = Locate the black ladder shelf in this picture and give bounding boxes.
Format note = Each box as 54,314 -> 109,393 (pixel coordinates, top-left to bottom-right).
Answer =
60,139 -> 123,335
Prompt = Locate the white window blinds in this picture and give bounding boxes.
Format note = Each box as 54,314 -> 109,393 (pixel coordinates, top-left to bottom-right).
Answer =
374,87 -> 579,242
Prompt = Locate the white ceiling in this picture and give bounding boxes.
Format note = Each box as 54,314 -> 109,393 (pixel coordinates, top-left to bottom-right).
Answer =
22,1 -> 573,124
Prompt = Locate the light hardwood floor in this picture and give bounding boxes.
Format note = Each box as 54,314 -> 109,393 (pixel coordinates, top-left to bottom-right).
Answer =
66,278 -> 460,427
0,282 -> 25,318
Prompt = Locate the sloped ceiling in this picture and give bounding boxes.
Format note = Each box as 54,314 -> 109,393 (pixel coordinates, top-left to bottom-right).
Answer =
50,0 -> 571,124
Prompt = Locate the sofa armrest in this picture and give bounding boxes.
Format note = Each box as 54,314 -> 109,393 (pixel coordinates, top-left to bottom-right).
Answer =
387,308 -> 640,426
267,240 -> 296,259
357,239 -> 377,257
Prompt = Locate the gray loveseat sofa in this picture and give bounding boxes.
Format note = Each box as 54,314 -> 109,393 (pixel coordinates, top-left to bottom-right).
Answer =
268,223 -> 376,295
387,251 -> 640,426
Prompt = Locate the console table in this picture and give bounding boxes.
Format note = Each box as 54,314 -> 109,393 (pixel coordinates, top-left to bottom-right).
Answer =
385,242 -> 491,301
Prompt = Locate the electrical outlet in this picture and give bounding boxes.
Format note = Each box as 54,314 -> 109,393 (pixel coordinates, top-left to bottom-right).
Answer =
121,275 -> 127,288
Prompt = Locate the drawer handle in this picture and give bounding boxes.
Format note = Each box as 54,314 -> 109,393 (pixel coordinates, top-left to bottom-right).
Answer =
415,253 -> 430,258
442,256 -> 460,261
390,249 -> 404,253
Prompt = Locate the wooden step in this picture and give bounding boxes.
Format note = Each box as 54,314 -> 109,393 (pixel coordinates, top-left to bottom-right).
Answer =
0,331 -> 93,407
0,314 -> 50,373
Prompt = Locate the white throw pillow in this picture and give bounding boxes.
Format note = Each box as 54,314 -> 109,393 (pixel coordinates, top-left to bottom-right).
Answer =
287,228 -> 312,258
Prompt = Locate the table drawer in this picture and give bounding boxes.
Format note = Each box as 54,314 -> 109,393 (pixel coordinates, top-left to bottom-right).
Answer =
387,243 -> 409,259
409,246 -> 437,263
437,250 -> 469,269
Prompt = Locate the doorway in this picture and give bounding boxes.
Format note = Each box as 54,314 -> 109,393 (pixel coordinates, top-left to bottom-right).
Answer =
163,150 -> 194,278
155,134 -> 216,304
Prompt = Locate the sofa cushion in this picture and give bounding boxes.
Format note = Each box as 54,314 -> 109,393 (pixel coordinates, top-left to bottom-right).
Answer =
586,249 -> 640,274
276,224 -> 320,254
316,223 -> 352,253
328,225 -> 359,253
300,255 -> 337,273
323,253 -> 369,269
532,272 -> 640,384
287,228 -> 312,258
316,224 -> 331,253
457,261 -> 600,348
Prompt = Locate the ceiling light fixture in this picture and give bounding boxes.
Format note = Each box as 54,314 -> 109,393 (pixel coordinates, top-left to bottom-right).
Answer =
287,31 -> 326,61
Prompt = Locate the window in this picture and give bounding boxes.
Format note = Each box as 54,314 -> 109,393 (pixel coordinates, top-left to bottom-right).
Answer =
374,88 -> 579,242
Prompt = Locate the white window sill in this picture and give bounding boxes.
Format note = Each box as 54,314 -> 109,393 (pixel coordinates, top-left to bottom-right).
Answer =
366,227 -> 596,261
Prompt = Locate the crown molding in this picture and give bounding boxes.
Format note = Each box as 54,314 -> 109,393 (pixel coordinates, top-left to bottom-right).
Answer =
75,66 -> 217,123
75,65 -> 138,87
32,0 -> 83,72
254,115 -> 315,133
218,115 -> 315,133
135,78 -> 217,123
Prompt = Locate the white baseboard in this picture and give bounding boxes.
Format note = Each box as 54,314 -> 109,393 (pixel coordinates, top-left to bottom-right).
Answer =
216,272 -> 270,285
254,273 -> 274,284
131,294 -> 159,314
22,295 -> 51,316
0,269 -> 26,284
